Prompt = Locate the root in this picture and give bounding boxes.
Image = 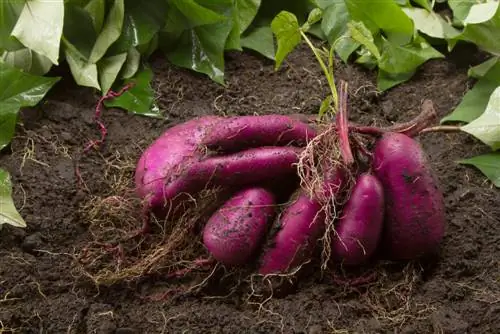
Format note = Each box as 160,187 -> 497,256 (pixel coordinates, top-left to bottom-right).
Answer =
75,187 -> 223,286
72,146 -> 226,289
296,80 -> 356,272
75,83 -> 134,188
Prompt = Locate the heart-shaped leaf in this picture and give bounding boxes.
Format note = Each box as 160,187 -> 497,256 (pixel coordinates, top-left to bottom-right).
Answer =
11,0 -> 64,65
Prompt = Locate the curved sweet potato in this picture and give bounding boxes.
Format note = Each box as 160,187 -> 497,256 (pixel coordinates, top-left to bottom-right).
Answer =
135,115 -> 316,209
135,116 -> 223,208
331,173 -> 384,265
205,115 -> 317,151
372,132 -> 446,260
203,187 -> 276,266
258,162 -> 347,275
258,192 -> 325,275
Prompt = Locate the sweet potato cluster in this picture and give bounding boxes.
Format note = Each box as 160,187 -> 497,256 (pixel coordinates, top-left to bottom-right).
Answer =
134,101 -> 446,276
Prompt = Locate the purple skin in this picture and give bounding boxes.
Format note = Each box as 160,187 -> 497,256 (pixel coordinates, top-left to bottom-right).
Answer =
258,192 -> 325,275
331,173 -> 385,265
372,132 -> 446,260
258,165 -> 347,275
205,115 -> 317,151
203,187 -> 276,266
135,116 -> 223,208
159,146 -> 302,208
135,115 -> 316,209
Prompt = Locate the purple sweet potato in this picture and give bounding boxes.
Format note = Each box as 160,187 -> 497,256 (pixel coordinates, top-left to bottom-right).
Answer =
257,162 -> 347,275
330,173 -> 384,265
372,132 -> 446,260
160,146 -> 302,205
205,115 -> 317,151
135,116 -> 223,208
258,191 -> 325,275
135,115 -> 316,210
257,83 -> 355,275
203,187 -> 276,266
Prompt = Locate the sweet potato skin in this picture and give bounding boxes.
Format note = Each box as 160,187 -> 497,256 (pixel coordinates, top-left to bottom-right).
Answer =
205,115 -> 317,151
203,187 -> 276,266
135,116 -> 223,208
135,115 -> 315,210
161,146 -> 302,205
331,173 -> 384,265
258,192 -> 325,275
372,132 -> 446,260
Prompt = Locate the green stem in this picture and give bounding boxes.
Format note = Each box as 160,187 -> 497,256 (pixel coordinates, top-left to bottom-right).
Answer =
299,30 -> 338,113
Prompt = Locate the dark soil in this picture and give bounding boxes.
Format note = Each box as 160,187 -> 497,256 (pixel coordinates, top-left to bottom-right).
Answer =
1,43 -> 499,334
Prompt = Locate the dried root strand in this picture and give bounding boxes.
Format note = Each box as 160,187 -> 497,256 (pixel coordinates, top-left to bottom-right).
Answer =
296,80 -> 357,271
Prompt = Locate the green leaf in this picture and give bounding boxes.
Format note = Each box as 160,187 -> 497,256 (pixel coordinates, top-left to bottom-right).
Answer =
402,7 -> 461,39
98,52 -> 127,94
108,0 -> 168,54
271,11 -> 302,70
461,86 -> 500,150
164,0 -> 227,31
85,0 -> 106,32
224,0 -> 262,51
344,0 -> 414,45
1,47 -> 53,75
236,0 -> 262,33
441,62 -> 500,124
11,0 -> 64,65
62,3 -> 98,60
64,46 -> 101,90
459,152 -> 500,187
321,0 -> 359,58
161,0 -> 234,84
456,2 -> 500,55
347,21 -> 380,60
103,67 -> 160,117
412,0 -> 432,11
378,37 -> 443,75
448,0 -> 476,23
121,47 -> 141,79
0,1 -> 25,52
89,0 -> 125,63
468,57 -> 499,79
319,95 -> 333,118
241,25 -> 275,60
0,169 -> 26,229
377,69 -> 415,92
463,1 -> 499,24
136,33 -> 158,58
0,62 -> 60,150
302,7 -> 323,32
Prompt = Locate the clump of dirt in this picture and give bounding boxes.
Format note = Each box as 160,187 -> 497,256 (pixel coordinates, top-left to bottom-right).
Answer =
0,42 -> 499,333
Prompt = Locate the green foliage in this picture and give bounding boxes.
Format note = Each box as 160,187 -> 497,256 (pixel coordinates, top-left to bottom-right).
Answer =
459,152 -> 500,187
103,67 -> 161,117
0,168 -> 26,230
0,62 -> 60,150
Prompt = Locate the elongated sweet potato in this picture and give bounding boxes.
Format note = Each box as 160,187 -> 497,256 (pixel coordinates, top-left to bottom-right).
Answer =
135,115 -> 316,209
135,116 -> 223,208
205,115 -> 317,151
258,192 -> 325,275
161,146 -> 302,205
372,132 -> 446,260
203,187 -> 276,266
331,173 -> 384,265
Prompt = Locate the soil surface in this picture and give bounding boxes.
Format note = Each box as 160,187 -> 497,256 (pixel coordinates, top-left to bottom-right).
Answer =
1,43 -> 499,334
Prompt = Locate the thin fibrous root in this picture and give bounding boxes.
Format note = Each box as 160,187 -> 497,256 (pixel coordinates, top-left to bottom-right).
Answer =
296,81 -> 356,272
